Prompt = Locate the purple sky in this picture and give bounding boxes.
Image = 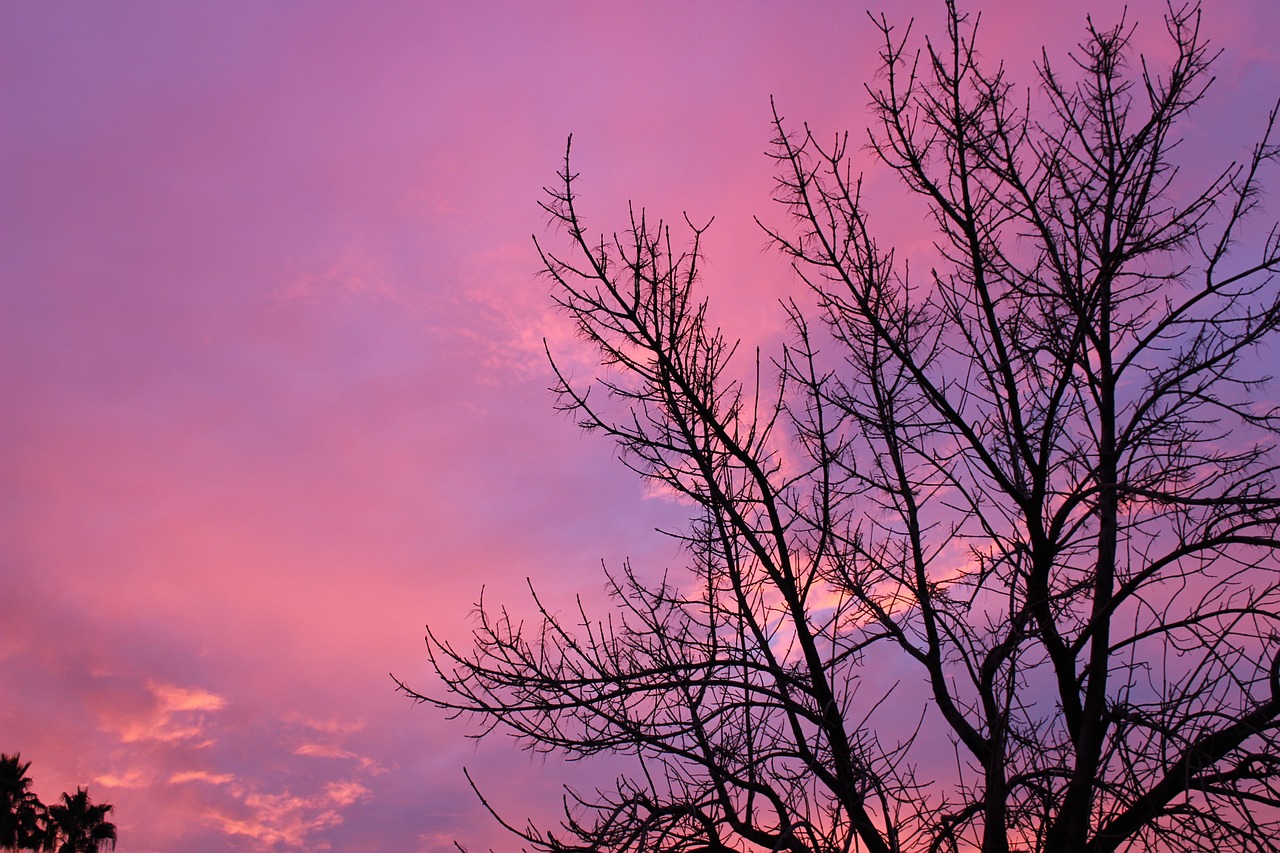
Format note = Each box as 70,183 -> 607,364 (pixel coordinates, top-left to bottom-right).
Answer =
3,2 -> 1279,850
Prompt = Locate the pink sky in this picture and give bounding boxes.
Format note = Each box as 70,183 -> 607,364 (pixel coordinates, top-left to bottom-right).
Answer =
3,2 -> 1278,850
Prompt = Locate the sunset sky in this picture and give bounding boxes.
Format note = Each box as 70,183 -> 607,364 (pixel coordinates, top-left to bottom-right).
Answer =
3,2 -> 1279,850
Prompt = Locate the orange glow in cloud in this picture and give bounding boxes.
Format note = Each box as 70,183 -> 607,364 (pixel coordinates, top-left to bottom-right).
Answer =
100,682 -> 229,747
3,1 -> 1277,850
170,771 -> 236,786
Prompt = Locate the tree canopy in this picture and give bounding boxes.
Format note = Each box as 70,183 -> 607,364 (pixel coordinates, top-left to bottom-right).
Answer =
1,756 -> 116,853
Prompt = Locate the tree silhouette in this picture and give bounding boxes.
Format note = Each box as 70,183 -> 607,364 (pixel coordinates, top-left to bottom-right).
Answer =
44,789 -> 115,853
406,3 -> 1280,851
0,755 -> 45,851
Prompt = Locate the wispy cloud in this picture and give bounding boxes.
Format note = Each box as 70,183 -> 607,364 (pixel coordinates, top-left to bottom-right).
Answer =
94,769 -> 151,789
170,770 -> 235,786
276,233 -> 412,311
207,781 -> 371,849
284,714 -> 366,736
102,681 -> 227,746
324,780 -> 370,808
152,683 -> 228,714
293,744 -> 357,759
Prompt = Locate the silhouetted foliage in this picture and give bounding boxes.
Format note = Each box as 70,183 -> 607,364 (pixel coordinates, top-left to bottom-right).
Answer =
405,3 -> 1280,851
44,789 -> 116,853
2,757 -> 116,853
1,755 -> 44,851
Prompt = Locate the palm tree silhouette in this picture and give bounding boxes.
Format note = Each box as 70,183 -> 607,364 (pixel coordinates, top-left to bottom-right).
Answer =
44,789 -> 115,853
0,753 -> 46,851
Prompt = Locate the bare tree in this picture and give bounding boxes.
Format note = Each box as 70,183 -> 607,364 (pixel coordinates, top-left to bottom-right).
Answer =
403,3 -> 1280,851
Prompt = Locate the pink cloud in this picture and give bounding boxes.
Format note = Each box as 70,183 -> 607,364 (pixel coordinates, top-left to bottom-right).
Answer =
293,744 -> 357,759
202,779 -> 372,850
284,715 -> 366,735
171,771 -> 236,786
99,682 -> 225,745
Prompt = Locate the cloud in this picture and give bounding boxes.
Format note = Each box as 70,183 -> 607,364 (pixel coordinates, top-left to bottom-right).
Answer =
87,692 -> 378,850
94,768 -> 151,788
293,744 -> 357,759
95,676 -> 227,742
451,240 -> 579,385
284,714 -> 366,735
103,680 -> 227,745
324,780 -> 370,808
170,770 -> 235,785
207,780 -> 371,849
152,682 -> 228,713
287,716 -> 378,768
276,234 -> 411,310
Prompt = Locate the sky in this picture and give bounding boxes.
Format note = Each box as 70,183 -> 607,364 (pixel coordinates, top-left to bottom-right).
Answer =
3,2 -> 1278,851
